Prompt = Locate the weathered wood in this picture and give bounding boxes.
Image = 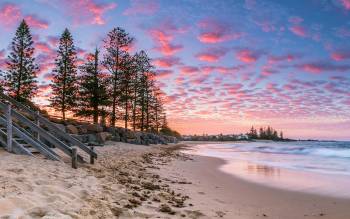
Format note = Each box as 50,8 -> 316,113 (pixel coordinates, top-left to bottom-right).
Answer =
0,125 -> 33,156
72,147 -> 77,169
9,109 -> 74,157
90,146 -> 95,164
5,104 -> 12,152
35,111 -> 40,141
0,93 -> 97,159
11,123 -> 60,161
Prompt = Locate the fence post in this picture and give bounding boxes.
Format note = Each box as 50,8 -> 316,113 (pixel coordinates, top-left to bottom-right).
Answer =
6,104 -> 13,152
90,146 -> 95,164
72,147 -> 77,169
35,111 -> 40,141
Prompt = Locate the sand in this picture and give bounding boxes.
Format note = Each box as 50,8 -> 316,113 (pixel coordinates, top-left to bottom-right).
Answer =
0,141 -> 350,219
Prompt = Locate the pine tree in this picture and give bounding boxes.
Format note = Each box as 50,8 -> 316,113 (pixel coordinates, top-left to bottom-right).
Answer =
75,48 -> 109,124
4,20 -> 38,102
119,53 -> 136,129
102,27 -> 133,127
50,28 -> 78,120
133,50 -> 153,131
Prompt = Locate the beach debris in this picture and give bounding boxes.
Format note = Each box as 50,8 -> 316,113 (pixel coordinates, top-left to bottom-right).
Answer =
159,204 -> 176,215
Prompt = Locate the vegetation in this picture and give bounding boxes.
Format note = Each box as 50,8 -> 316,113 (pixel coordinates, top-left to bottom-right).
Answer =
0,20 -> 176,136
3,20 -> 38,102
50,28 -> 78,120
247,126 -> 284,140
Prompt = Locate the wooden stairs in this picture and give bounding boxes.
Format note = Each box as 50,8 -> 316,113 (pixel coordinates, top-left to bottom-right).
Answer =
0,92 -> 97,168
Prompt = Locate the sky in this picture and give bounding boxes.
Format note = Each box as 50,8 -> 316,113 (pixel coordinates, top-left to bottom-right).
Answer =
0,0 -> 349,140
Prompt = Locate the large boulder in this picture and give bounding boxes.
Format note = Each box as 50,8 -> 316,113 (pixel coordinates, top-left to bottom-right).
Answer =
76,125 -> 88,135
66,124 -> 78,134
96,132 -> 112,143
85,124 -> 103,133
111,133 -> 121,142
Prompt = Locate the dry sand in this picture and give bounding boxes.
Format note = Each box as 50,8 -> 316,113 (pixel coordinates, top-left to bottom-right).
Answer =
1,141 -> 350,219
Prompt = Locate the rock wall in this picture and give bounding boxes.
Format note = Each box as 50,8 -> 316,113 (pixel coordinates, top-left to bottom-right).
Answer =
53,123 -> 178,146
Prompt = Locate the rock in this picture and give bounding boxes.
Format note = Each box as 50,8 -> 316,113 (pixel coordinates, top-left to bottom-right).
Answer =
111,133 -> 121,142
159,204 -> 175,215
87,134 -> 98,143
85,124 -> 103,133
126,131 -> 135,139
66,124 -> 78,134
76,125 -> 88,134
96,132 -> 112,143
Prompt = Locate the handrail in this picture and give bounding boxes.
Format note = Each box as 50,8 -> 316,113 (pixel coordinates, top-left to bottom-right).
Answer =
0,92 -> 97,158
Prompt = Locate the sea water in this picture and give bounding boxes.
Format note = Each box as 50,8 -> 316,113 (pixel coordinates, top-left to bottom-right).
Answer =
185,141 -> 350,198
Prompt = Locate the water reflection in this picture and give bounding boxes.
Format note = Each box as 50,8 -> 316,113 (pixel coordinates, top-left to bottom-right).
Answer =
246,164 -> 281,178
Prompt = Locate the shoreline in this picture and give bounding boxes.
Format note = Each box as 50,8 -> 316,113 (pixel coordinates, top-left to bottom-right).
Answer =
1,142 -> 350,218
157,149 -> 350,218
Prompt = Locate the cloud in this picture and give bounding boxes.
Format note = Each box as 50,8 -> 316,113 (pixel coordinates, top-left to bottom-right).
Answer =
62,0 -> 116,25
331,50 -> 350,61
25,15 -> 49,29
147,19 -> 187,56
268,54 -> 295,63
289,25 -> 307,37
195,47 -> 228,62
297,61 -> 350,73
236,49 -> 263,63
340,0 -> 350,10
288,16 -> 304,24
123,0 -> 159,15
152,56 -> 181,68
35,42 -> 53,54
0,3 -> 49,29
155,69 -> 173,79
197,18 -> 244,44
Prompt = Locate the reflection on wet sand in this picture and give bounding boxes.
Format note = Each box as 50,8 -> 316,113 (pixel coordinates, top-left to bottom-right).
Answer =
246,164 -> 281,178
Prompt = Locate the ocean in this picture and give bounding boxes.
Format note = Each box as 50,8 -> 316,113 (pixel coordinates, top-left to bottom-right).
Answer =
185,141 -> 350,198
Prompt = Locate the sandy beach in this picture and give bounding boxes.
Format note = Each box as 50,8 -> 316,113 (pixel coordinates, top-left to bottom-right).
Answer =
1,142 -> 350,219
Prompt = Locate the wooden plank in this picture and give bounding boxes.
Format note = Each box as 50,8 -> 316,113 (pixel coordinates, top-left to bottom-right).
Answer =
0,93 -> 97,158
5,104 -> 12,152
11,123 -> 61,161
72,147 -> 77,169
10,110 -> 73,157
90,146 -> 95,164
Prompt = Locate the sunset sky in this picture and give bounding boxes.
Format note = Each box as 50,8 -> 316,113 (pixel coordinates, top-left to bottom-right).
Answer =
0,0 -> 349,140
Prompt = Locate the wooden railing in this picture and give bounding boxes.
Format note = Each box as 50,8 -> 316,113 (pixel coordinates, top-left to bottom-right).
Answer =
0,92 -> 97,168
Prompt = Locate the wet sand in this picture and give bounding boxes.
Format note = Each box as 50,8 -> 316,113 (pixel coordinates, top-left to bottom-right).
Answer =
1,142 -> 350,218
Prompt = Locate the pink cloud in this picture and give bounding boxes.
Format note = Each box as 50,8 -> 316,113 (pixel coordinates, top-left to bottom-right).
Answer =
35,42 -> 52,53
152,56 -> 181,68
155,70 -> 173,79
236,49 -> 262,63
154,43 -> 183,56
197,19 -> 244,44
0,3 -> 49,29
123,0 -> 159,15
340,0 -> 350,10
288,16 -> 304,24
195,48 -> 228,63
289,25 -> 307,37
148,20 -> 187,56
331,50 -> 350,61
63,0 -> 116,25
297,62 -> 350,73
179,66 -> 199,75
0,3 -> 21,28
25,15 -> 49,29
268,54 -> 295,63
